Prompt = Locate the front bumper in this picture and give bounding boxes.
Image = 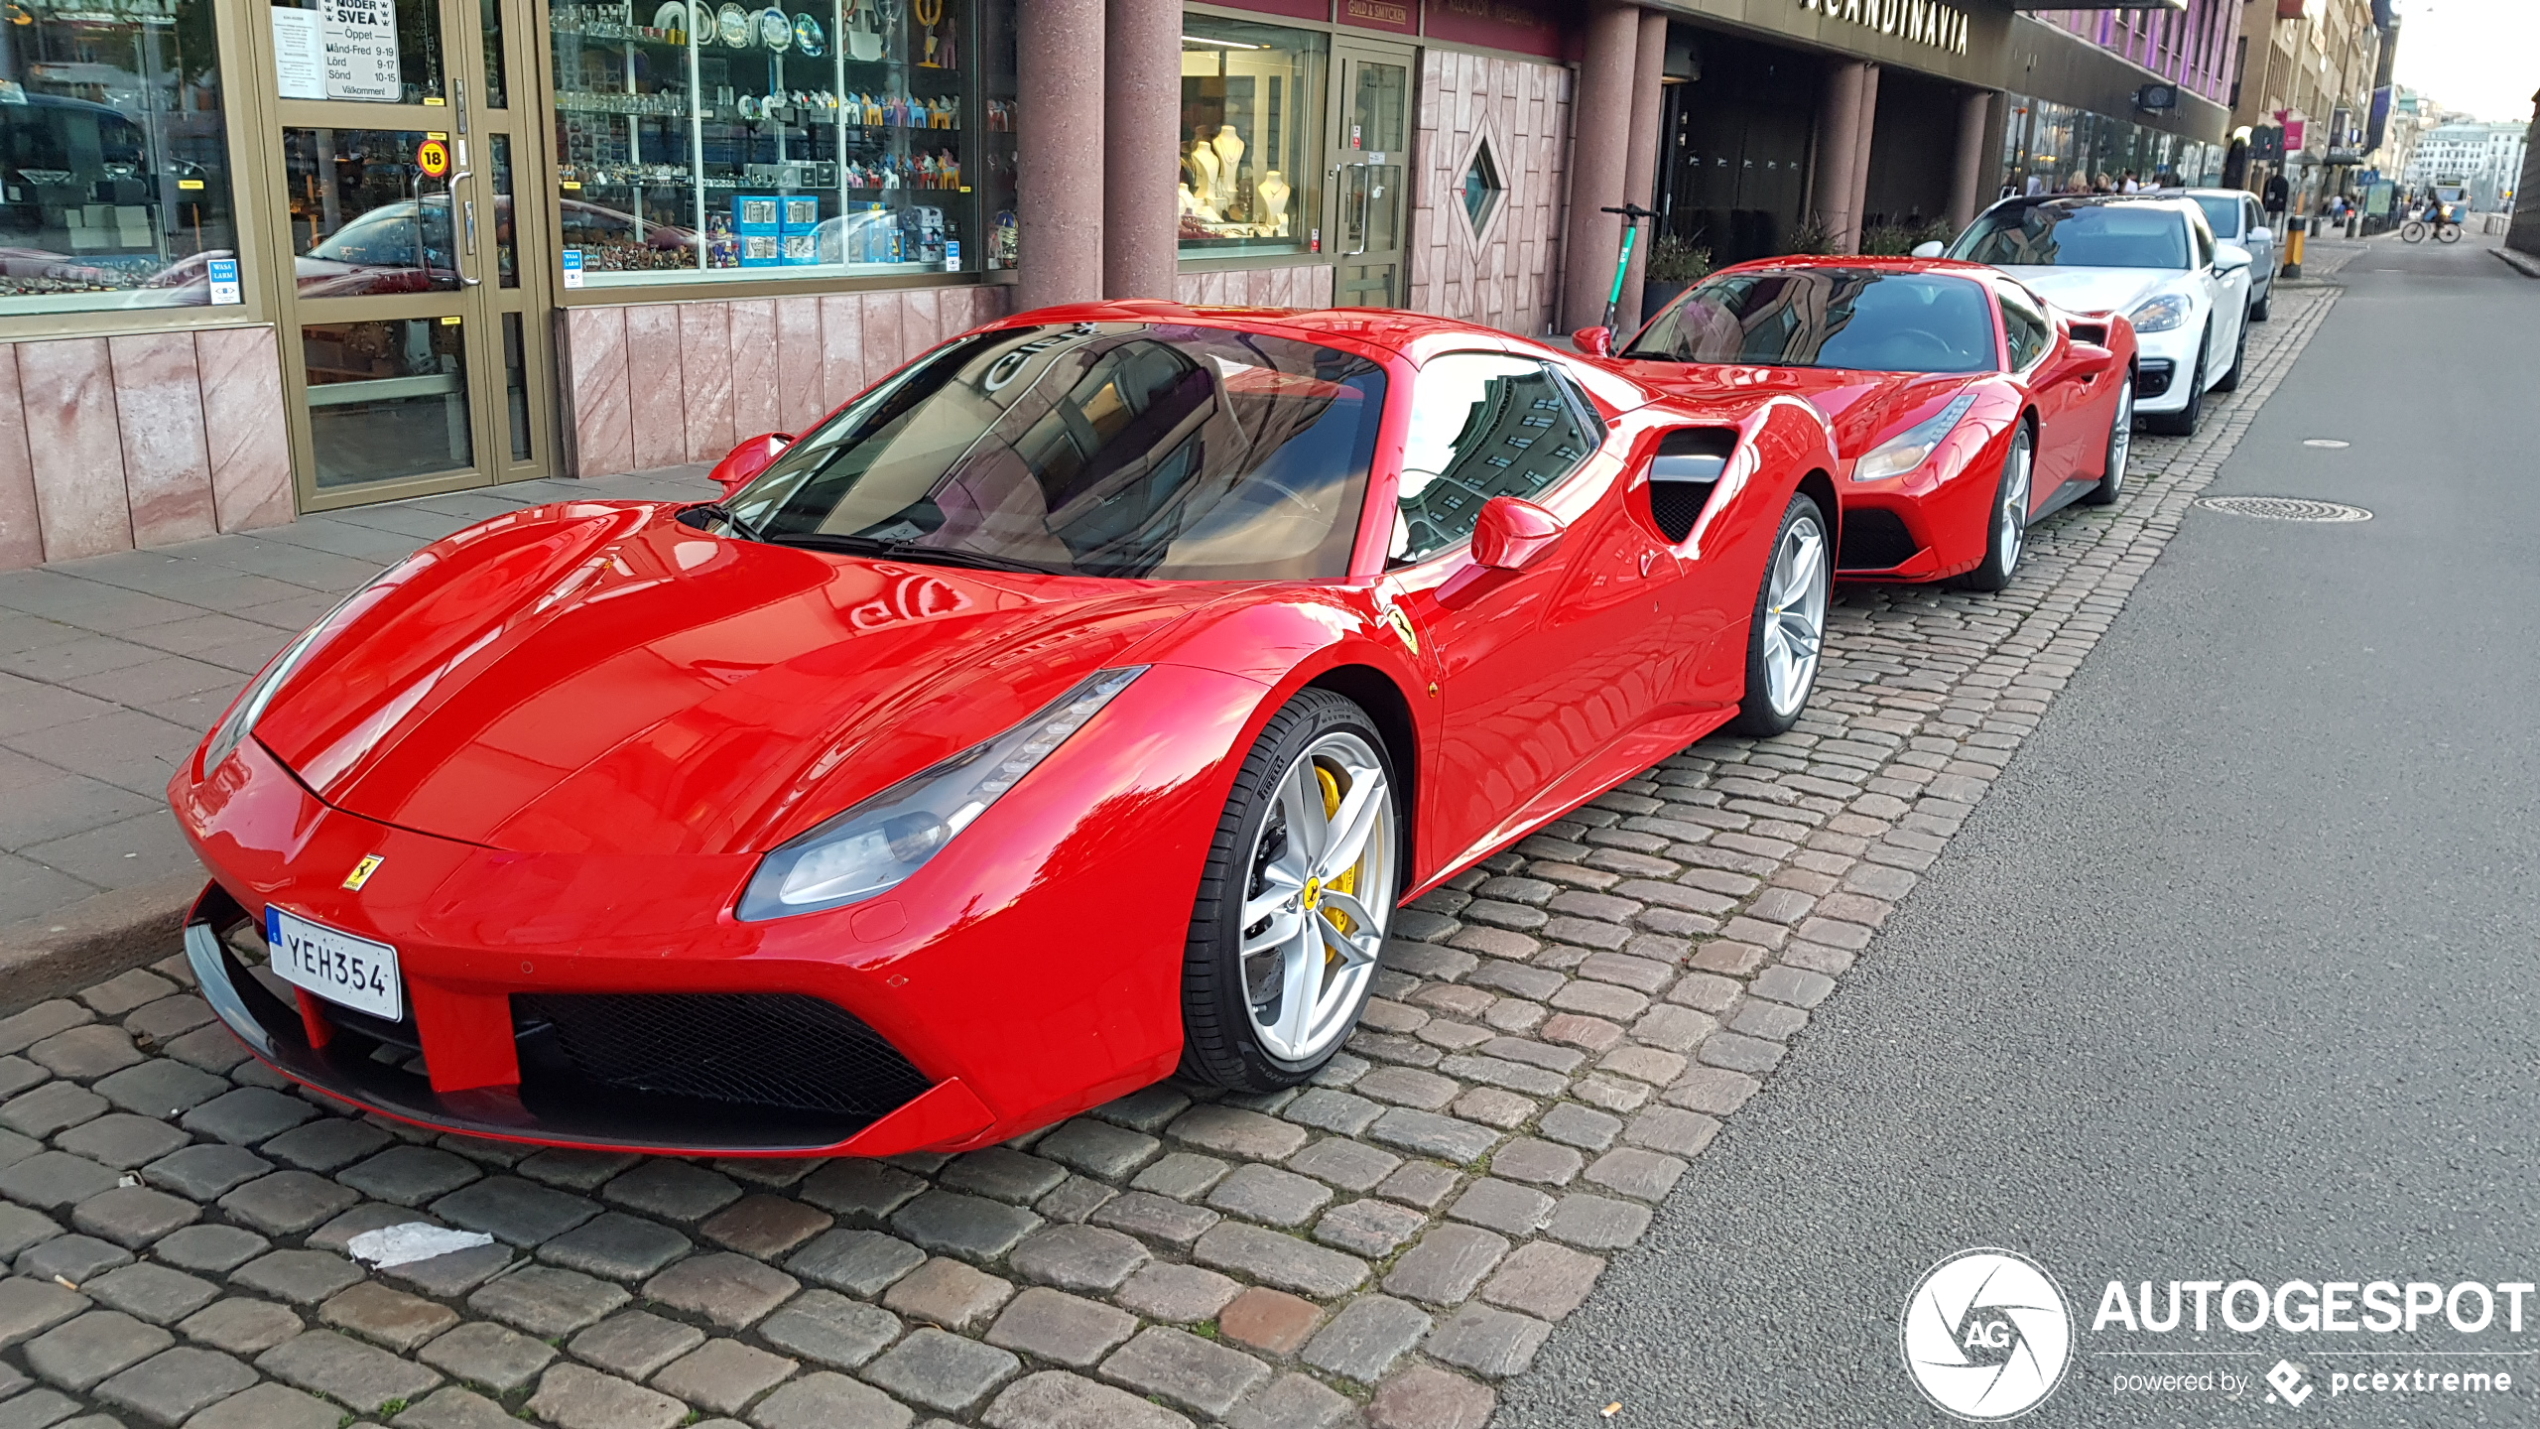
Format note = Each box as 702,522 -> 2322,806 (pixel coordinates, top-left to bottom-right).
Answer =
167,667 -> 1256,1155
1835,431 -> 2011,583
2131,324 -> 2205,413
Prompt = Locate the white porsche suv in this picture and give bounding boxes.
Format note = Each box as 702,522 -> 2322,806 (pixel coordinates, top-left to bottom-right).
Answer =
1923,196 -> 2253,437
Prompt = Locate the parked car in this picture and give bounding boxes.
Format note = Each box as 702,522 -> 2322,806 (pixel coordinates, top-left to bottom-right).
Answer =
1920,195 -> 2250,438
2160,187 -> 2278,321
170,306 -> 1843,1157
1575,257 -> 2138,592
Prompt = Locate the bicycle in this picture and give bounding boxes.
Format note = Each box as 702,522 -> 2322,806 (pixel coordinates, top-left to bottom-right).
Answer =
2400,218 -> 2462,244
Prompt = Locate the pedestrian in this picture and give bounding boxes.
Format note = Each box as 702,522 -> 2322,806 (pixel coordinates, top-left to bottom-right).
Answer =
2263,170 -> 2289,221
2121,170 -> 2140,194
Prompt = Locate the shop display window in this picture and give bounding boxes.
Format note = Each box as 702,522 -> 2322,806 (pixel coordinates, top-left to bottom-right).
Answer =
0,0 -> 239,313
1178,17 -> 1320,259
550,0 -> 993,286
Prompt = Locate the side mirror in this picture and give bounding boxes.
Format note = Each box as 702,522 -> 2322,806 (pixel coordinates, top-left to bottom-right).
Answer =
1470,496 -> 1567,571
2247,225 -> 2273,244
2068,342 -> 2115,364
1571,326 -> 1614,359
2213,242 -> 2254,275
1911,240 -> 1946,259
710,432 -> 793,496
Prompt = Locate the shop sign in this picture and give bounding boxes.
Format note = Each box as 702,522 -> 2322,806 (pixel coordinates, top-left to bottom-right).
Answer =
206,257 -> 241,305
1796,0 -> 1971,57
1340,0 -> 1414,35
319,0 -> 403,103
417,138 -> 451,178
1425,0 -> 1562,59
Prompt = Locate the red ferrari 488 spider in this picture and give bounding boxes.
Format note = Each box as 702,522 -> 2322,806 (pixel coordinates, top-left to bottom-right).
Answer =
1578,256 -> 2139,591
171,304 -> 1840,1158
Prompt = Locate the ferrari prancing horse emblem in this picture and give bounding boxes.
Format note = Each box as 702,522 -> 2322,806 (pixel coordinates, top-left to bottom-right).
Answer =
342,855 -> 384,891
1381,605 -> 1420,656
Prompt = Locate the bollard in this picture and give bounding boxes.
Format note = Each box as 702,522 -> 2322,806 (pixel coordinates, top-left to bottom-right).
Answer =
2281,216 -> 2306,280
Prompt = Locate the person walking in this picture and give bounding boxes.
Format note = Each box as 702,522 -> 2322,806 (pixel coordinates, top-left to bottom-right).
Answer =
2264,171 -> 2290,223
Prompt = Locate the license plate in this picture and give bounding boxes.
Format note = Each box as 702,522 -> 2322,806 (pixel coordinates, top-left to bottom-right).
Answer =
264,907 -> 403,1022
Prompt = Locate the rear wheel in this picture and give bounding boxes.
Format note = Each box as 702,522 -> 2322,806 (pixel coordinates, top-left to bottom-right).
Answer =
1956,423 -> 2034,593
2142,336 -> 2208,436
1727,493 -> 1830,738
2083,378 -> 2132,507
1180,690 -> 1398,1091
2437,223 -> 2462,245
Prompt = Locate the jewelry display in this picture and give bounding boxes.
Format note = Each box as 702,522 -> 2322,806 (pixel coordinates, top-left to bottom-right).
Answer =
549,0 -> 991,280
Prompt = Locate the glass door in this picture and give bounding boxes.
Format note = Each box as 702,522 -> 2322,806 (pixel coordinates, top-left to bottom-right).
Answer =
264,0 -> 555,509
1327,42 -> 1411,309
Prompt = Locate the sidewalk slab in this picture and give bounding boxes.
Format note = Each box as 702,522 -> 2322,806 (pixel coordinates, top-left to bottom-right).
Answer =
0,465 -> 711,1007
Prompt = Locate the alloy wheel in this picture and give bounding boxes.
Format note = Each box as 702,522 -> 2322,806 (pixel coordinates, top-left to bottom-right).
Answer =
1998,435 -> 2034,573
2106,382 -> 2134,493
1239,733 -> 1394,1062
1759,512 -> 1830,717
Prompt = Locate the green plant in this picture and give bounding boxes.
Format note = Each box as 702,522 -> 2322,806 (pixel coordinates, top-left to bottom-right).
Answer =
1781,217 -> 1835,257
1860,219 -> 1957,256
1646,234 -> 1714,283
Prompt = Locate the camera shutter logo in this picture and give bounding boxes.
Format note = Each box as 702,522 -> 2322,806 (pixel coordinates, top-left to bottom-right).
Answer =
1902,1250 -> 2074,1420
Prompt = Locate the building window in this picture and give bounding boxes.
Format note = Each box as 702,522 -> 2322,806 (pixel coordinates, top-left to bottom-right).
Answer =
548,0 -> 999,287
1179,17 -> 1321,258
0,0 -> 238,314
1461,137 -> 1502,234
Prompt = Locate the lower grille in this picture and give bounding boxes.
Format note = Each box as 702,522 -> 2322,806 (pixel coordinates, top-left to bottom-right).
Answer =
514,993 -> 930,1120
1838,509 -> 1920,571
2136,360 -> 2174,398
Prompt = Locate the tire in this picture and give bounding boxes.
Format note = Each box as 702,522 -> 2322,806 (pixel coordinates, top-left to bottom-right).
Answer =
2141,336 -> 2207,436
1726,492 -> 1831,738
2437,223 -> 2462,245
2083,377 -> 2132,506
1955,422 -> 2034,593
2250,286 -> 2272,323
2401,221 -> 2426,243
2213,318 -> 2247,393
1179,689 -> 1400,1092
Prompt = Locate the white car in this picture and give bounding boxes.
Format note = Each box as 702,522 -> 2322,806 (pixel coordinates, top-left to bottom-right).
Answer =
2160,187 -> 2278,321
1918,196 -> 2252,437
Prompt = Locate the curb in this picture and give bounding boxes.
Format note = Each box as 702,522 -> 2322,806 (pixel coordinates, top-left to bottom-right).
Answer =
2496,246 -> 2540,280
0,874 -> 200,1017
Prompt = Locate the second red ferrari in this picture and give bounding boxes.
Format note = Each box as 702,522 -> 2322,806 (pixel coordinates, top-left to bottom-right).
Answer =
1577,256 -> 2139,592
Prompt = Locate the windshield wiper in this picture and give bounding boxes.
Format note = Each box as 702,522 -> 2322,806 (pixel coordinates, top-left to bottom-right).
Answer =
767,532 -> 1065,576
688,502 -> 764,542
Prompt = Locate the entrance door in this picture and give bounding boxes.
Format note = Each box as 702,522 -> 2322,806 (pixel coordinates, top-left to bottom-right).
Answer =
1328,44 -> 1412,309
264,0 -> 555,510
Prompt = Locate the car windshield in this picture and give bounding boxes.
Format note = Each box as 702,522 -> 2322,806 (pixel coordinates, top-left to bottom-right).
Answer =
1949,203 -> 2192,270
722,322 -> 1388,580
2186,195 -> 2239,235
1623,268 -> 1997,374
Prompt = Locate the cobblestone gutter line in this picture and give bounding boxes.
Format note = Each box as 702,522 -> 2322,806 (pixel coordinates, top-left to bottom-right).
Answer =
0,289 -> 2337,1429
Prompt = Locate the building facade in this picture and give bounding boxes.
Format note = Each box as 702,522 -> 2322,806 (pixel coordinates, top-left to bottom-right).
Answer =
2404,122 -> 2527,213
2229,0 -> 2392,212
0,0 -> 2243,573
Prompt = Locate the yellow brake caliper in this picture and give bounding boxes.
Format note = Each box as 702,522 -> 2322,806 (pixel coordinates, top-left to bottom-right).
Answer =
1313,763 -> 1360,963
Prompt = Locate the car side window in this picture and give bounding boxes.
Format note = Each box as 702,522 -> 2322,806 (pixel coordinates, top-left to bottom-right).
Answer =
1393,353 -> 1600,566
2244,197 -> 2265,236
1995,285 -> 2053,372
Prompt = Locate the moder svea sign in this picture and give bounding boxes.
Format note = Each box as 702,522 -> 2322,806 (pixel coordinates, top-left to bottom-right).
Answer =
1798,0 -> 1974,56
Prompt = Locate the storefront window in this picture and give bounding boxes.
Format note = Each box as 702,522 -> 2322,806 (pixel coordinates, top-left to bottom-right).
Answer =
1179,18 -> 1321,259
1,0 -> 239,313
549,0 -> 991,287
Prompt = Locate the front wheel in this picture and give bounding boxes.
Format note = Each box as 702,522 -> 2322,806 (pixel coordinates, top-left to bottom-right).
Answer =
1955,422 -> 2034,593
2401,221 -> 2427,243
1180,690 -> 1399,1092
2250,287 -> 2272,323
2141,336 -> 2208,436
2213,318 -> 2248,393
1727,492 -> 1831,738
2083,378 -> 2132,506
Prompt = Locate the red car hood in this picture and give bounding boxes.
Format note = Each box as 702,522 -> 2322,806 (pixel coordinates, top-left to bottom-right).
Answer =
1595,359 -> 1987,465
253,502 -> 1210,858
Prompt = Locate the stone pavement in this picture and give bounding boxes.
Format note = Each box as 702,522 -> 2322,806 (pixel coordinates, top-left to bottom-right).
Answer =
0,287 -> 2342,1429
0,468 -> 709,946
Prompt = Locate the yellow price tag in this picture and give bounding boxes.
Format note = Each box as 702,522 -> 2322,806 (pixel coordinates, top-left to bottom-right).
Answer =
440,315 -> 462,326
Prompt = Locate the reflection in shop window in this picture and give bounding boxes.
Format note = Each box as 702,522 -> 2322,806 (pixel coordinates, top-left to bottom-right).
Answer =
549,0 -> 999,287
1179,18 -> 1320,259
268,0 -> 448,104
283,129 -> 460,295
0,0 -> 239,313
304,317 -> 473,489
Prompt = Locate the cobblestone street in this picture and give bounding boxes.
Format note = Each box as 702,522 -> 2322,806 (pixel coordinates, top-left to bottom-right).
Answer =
0,276 -> 2347,1429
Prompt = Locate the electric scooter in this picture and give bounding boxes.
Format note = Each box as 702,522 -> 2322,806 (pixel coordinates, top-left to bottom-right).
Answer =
1599,202 -> 1661,333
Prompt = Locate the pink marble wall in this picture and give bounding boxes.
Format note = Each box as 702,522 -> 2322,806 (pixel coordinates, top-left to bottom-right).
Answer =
199,326 -> 294,535
0,348 -> 38,571
0,325 -> 297,571
1407,49 -> 1573,339
1172,265 -> 1338,307
563,284 -> 1013,478
109,331 -> 218,548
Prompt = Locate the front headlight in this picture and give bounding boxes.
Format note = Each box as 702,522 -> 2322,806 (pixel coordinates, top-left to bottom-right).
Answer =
199,577 -> 389,774
737,667 -> 1148,922
1852,393 -> 1980,482
2128,293 -> 2193,333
